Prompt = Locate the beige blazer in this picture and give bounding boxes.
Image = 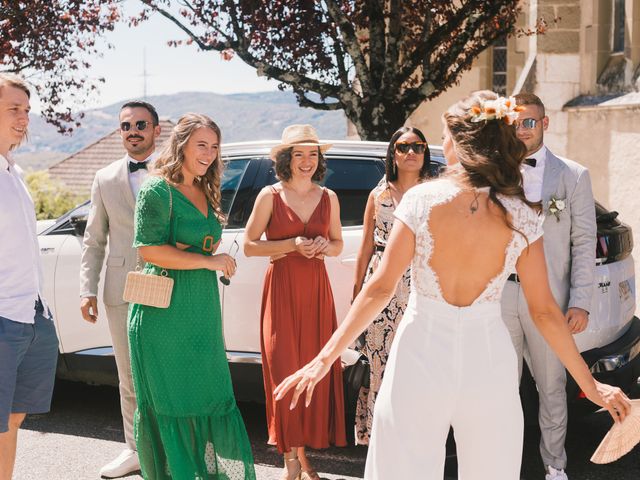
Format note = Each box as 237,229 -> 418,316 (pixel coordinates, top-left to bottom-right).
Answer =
79,157 -> 141,306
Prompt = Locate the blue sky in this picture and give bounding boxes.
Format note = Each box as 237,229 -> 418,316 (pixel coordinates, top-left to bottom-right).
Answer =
31,1 -> 279,113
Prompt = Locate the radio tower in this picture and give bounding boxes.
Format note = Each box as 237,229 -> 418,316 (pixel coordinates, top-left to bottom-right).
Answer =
142,47 -> 149,100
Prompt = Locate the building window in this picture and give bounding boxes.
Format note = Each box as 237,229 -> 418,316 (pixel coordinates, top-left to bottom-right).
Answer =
613,0 -> 625,53
492,36 -> 508,95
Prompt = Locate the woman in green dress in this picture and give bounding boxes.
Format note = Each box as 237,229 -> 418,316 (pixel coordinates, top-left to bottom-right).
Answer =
128,113 -> 255,479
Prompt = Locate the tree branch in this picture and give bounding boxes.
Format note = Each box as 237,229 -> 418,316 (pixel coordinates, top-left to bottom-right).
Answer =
324,0 -> 371,95
366,0 -> 386,91
294,90 -> 342,111
234,50 -> 342,98
396,5 -> 469,84
140,1 -> 217,50
381,0 -> 402,94
330,32 -> 350,89
437,5 -> 512,84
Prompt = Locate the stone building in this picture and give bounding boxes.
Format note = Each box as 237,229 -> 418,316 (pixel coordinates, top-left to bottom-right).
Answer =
407,0 -> 640,299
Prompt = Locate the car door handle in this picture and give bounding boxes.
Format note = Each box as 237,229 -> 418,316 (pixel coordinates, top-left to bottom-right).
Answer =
340,256 -> 357,266
40,247 -> 56,254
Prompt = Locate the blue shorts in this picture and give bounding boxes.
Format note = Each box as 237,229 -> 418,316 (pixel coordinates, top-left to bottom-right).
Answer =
0,305 -> 58,433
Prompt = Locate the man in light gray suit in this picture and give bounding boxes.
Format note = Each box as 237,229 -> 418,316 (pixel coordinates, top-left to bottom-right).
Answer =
501,93 -> 596,480
79,101 -> 161,478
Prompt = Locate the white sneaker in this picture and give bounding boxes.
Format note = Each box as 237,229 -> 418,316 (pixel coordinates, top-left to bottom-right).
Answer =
100,449 -> 140,478
545,466 -> 568,480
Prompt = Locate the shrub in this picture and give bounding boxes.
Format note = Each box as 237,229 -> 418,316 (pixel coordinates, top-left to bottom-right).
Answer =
24,170 -> 88,220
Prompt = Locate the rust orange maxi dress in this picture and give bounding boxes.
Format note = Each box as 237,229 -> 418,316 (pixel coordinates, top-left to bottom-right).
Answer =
260,186 -> 347,453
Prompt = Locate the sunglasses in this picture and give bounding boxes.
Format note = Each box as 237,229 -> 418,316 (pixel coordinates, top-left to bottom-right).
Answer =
120,120 -> 150,132
514,118 -> 541,130
395,142 -> 427,154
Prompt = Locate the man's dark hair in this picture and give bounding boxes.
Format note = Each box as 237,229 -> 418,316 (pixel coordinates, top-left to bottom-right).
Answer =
120,101 -> 159,125
514,92 -> 546,117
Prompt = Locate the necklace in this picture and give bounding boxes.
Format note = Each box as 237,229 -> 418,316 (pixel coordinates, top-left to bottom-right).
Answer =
469,190 -> 480,214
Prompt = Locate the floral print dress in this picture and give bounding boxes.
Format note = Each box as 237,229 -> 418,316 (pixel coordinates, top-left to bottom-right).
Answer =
355,180 -> 412,445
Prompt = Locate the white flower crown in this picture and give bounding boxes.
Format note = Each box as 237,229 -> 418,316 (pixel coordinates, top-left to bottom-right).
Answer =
469,96 -> 523,125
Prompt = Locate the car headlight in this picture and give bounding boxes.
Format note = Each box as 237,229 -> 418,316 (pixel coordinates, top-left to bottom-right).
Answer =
590,340 -> 640,373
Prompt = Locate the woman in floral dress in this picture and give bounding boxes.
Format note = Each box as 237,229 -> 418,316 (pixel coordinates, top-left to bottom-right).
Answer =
351,126 -> 433,444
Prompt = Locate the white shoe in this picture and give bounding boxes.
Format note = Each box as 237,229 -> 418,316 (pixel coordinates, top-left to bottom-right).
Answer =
100,449 -> 140,478
545,466 -> 568,480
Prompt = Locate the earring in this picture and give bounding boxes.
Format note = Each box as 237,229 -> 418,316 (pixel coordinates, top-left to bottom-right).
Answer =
393,162 -> 397,176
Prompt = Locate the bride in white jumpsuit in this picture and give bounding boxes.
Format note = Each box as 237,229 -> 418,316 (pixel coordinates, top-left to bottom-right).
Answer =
274,91 -> 630,480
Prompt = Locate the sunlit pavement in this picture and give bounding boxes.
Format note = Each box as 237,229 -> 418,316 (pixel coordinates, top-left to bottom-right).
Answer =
13,380 -> 640,480
13,380 -> 366,480
14,427 -> 362,480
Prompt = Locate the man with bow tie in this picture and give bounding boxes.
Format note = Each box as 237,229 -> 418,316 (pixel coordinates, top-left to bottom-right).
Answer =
79,101 -> 161,478
501,93 -> 596,480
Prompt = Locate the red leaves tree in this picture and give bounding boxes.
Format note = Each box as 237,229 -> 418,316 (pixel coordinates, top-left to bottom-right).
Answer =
0,1 -> 119,133
139,0 -> 521,140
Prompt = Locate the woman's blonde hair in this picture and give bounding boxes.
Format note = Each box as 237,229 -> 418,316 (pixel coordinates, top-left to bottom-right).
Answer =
0,73 -> 31,150
154,113 -> 225,221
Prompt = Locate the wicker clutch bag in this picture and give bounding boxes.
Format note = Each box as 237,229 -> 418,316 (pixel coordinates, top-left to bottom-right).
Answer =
123,269 -> 174,308
122,179 -> 174,308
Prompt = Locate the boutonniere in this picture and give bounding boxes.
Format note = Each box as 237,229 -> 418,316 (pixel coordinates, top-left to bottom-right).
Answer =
548,196 -> 566,221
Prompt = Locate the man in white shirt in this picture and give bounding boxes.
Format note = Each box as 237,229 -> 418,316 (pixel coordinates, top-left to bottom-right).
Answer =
501,93 -> 596,480
0,73 -> 59,480
79,101 -> 161,478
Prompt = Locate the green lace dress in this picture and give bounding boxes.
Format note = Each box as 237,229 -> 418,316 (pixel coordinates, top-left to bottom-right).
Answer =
128,176 -> 255,480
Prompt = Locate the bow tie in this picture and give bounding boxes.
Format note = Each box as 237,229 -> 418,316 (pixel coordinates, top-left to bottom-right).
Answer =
129,161 -> 148,173
524,158 -> 537,168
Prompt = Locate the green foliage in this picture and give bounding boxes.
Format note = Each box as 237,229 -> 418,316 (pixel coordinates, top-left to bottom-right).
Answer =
24,170 -> 88,220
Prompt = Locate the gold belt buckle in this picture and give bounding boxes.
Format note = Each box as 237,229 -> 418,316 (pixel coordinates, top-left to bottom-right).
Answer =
202,235 -> 215,253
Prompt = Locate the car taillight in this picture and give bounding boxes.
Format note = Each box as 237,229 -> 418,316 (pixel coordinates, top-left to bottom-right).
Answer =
595,203 -> 633,264
596,233 -> 609,262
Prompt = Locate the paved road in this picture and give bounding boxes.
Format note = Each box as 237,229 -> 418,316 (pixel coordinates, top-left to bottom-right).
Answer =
13,380 -> 640,479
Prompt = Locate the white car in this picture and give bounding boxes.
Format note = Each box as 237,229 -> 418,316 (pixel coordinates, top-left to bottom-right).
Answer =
38,141 -> 640,409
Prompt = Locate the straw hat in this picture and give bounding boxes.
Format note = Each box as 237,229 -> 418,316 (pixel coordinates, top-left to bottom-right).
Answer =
270,124 -> 333,160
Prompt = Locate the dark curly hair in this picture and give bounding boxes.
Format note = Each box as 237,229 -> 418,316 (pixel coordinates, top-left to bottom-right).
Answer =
274,146 -> 327,182
443,90 -> 539,237
385,126 -> 432,181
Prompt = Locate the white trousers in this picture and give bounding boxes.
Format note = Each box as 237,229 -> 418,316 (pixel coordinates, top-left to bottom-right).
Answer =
365,295 -> 523,480
105,303 -> 137,450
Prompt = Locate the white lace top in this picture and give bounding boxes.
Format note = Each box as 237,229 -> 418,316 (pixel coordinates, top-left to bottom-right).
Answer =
394,178 -> 544,305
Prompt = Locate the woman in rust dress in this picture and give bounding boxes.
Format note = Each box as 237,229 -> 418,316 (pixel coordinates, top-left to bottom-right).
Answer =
243,125 -> 346,480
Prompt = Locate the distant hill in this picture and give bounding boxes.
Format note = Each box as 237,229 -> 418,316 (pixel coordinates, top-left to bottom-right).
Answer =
14,90 -> 347,170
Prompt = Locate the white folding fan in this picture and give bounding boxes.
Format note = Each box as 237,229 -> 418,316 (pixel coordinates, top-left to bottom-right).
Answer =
591,398 -> 640,464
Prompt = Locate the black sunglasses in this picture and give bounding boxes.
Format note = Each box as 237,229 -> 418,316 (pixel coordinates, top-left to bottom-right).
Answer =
395,141 -> 427,154
220,239 -> 240,286
120,120 -> 150,132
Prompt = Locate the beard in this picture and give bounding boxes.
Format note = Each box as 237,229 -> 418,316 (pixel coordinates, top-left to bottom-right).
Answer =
126,138 -> 152,156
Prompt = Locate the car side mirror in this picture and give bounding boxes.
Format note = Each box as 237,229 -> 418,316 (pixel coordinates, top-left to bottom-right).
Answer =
70,214 -> 88,237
